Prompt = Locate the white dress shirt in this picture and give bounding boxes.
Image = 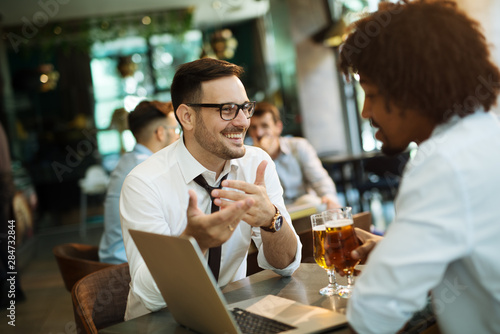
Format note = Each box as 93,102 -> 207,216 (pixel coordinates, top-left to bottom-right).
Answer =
120,137 -> 302,320
348,112 -> 500,334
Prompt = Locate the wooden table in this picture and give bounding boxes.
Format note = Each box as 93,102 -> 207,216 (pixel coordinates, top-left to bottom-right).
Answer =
99,263 -> 352,333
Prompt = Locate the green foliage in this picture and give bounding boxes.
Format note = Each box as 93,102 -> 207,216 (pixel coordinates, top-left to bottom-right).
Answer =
4,7 -> 194,59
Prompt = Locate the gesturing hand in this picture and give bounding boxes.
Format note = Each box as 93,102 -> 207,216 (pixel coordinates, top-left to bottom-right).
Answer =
212,160 -> 276,228
321,195 -> 342,210
182,189 -> 255,252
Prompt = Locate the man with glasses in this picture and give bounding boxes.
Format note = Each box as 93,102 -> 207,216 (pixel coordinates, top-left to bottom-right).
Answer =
120,58 -> 301,320
99,100 -> 180,264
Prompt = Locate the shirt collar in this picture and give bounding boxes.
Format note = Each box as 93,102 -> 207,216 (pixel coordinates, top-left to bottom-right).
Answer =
430,114 -> 466,139
431,108 -> 489,138
175,137 -> 238,187
133,143 -> 153,156
278,136 -> 291,155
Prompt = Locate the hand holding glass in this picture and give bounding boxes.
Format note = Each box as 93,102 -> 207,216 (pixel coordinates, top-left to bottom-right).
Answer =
323,207 -> 360,298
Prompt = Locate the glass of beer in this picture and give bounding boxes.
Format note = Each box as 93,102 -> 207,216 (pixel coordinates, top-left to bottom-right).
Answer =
310,213 -> 339,296
323,207 -> 360,298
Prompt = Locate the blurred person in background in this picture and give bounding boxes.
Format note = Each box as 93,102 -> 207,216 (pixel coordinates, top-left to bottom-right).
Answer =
248,102 -> 340,209
0,122 -> 25,306
99,101 -> 179,264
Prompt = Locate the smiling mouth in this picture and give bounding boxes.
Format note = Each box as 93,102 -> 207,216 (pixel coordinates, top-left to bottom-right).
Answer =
224,133 -> 243,139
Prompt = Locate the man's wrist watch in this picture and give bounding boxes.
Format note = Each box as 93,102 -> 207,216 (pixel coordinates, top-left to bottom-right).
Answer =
261,205 -> 283,233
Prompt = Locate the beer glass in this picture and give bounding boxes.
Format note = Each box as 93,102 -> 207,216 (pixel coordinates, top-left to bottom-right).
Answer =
323,207 -> 360,298
310,213 -> 338,296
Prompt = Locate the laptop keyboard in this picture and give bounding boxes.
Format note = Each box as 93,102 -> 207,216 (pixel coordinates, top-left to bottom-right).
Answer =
231,308 -> 297,334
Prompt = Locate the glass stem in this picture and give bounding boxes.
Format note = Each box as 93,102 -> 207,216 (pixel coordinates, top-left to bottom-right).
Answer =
327,269 -> 337,289
346,271 -> 355,288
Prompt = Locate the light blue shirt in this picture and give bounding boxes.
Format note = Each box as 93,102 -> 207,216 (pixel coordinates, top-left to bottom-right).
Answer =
348,112 -> 500,334
98,144 -> 153,264
274,136 -> 338,204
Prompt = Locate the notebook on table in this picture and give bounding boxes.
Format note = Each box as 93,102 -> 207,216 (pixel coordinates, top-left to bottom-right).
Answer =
129,229 -> 347,334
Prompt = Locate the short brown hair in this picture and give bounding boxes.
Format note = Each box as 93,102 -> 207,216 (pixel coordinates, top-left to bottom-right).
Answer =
170,58 -> 244,116
128,100 -> 172,141
339,0 -> 500,124
253,102 -> 282,123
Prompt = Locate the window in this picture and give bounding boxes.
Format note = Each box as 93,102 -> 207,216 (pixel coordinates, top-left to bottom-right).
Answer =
89,31 -> 202,170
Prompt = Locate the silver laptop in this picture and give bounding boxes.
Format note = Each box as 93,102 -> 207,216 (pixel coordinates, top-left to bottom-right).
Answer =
129,229 -> 347,334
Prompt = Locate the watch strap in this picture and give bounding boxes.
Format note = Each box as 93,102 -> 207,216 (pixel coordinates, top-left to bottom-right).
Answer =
261,205 -> 282,233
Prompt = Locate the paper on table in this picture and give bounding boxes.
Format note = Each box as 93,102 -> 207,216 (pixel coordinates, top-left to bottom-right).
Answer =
245,295 -> 334,326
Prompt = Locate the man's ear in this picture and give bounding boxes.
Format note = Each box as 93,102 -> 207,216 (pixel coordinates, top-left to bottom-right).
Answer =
176,104 -> 194,131
154,125 -> 166,142
276,120 -> 284,136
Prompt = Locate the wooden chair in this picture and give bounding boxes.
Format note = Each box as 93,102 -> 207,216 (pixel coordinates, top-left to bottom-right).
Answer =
352,211 -> 372,233
53,243 -> 114,292
71,262 -> 130,334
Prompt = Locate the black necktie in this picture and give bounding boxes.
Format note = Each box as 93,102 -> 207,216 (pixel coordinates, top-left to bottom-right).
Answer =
193,173 -> 228,281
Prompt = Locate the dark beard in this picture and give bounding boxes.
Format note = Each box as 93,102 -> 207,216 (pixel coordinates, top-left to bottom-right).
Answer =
381,144 -> 408,156
194,115 -> 246,160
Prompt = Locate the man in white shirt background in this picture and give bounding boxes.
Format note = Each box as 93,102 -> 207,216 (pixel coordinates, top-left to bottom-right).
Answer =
335,1 -> 500,333
248,101 -> 340,209
98,100 -> 179,264
120,58 -> 301,320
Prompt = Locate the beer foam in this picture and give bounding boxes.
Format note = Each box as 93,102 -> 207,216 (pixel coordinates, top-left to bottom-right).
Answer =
324,218 -> 353,228
312,225 -> 326,231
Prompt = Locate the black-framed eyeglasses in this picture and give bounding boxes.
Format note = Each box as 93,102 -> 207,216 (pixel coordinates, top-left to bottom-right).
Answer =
186,101 -> 256,121
156,125 -> 181,135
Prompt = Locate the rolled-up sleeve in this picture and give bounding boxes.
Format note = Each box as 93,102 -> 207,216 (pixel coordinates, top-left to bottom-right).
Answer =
252,155 -> 302,276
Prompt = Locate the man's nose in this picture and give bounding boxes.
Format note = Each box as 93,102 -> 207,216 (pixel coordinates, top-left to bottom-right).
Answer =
232,107 -> 251,127
252,126 -> 265,138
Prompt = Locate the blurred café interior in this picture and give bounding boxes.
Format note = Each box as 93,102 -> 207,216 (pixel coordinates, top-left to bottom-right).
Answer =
0,0 -> 499,332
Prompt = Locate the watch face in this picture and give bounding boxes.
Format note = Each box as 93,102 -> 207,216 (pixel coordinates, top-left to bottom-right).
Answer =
274,215 -> 283,231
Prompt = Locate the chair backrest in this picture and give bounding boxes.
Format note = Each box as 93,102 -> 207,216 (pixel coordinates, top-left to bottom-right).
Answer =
299,211 -> 372,263
53,243 -> 113,292
79,164 -> 109,194
71,262 -> 130,334
352,211 -> 372,232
